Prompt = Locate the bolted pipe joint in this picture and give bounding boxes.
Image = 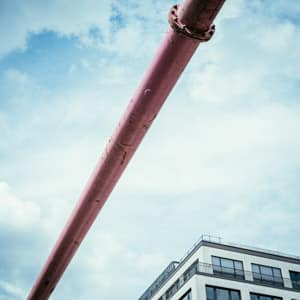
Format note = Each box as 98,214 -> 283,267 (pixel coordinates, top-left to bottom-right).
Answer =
169,0 -> 225,41
169,4 -> 216,42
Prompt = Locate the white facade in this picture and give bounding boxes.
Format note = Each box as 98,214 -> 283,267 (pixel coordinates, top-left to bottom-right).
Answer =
139,237 -> 300,300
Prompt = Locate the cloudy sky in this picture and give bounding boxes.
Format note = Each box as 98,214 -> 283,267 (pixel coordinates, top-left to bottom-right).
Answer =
1,0 -> 300,299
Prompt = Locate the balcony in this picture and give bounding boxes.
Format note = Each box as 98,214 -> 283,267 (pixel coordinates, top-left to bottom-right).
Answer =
140,260 -> 300,300
197,262 -> 295,289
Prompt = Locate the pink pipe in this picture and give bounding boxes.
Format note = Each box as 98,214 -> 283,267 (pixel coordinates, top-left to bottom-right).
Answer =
27,0 -> 225,298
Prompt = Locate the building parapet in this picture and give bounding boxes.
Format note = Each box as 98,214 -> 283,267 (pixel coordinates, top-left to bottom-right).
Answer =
180,235 -> 300,265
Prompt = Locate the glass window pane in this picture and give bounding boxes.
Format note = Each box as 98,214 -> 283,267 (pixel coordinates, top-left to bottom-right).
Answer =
273,276 -> 283,283
212,257 -> 222,273
213,265 -> 222,273
252,264 -> 260,273
273,268 -> 282,278
221,259 -> 234,274
212,257 -> 221,266
222,266 -> 234,274
290,271 -> 300,289
290,271 -> 297,281
261,273 -> 273,281
251,293 -> 282,300
252,264 -> 261,280
235,269 -> 245,277
212,256 -> 245,278
234,261 -> 243,270
261,266 -> 273,275
260,266 -> 273,281
221,259 -> 234,269
230,291 -> 240,300
206,287 -> 214,300
260,296 -> 271,300
216,288 -> 229,300
253,273 -> 261,280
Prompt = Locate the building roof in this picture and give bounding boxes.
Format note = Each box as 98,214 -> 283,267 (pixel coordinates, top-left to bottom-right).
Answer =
139,235 -> 300,300
183,235 -> 300,266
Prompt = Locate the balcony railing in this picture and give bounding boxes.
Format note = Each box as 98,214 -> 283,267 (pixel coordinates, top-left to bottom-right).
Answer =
140,260 -> 300,300
198,262 -> 299,290
179,235 -> 300,266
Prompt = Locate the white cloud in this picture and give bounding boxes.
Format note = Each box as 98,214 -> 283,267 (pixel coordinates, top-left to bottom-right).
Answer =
0,0 -> 173,58
0,182 -> 40,229
1,0 -> 300,299
115,101 -> 300,197
4,69 -> 29,85
0,280 -> 25,300
2,69 -> 37,97
0,0 -> 112,57
256,21 -> 296,53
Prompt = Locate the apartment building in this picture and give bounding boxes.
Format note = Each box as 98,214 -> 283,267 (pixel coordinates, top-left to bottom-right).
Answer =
138,236 -> 300,300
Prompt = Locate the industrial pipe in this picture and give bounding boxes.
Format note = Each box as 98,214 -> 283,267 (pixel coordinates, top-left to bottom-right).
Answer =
27,0 -> 225,298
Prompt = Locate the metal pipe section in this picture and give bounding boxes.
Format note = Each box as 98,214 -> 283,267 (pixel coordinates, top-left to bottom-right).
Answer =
27,0 -> 225,298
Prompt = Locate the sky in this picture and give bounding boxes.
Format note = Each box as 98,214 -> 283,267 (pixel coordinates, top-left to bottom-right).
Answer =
0,0 -> 300,299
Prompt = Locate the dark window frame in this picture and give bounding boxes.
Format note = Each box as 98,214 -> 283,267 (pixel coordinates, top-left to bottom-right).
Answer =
206,285 -> 241,300
289,270 -> 300,290
250,292 -> 282,300
251,263 -> 283,287
212,256 -> 245,279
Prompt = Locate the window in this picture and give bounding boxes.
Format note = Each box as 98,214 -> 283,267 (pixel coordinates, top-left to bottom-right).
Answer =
183,260 -> 198,282
252,264 -> 283,287
206,286 -> 241,300
290,271 -> 300,290
179,289 -> 192,300
212,256 -> 244,279
250,292 -> 282,300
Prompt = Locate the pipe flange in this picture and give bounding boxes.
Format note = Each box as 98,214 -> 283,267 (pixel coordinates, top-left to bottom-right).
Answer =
168,4 -> 215,42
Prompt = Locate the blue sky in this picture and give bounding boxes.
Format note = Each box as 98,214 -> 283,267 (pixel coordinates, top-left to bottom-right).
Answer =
1,0 -> 300,299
